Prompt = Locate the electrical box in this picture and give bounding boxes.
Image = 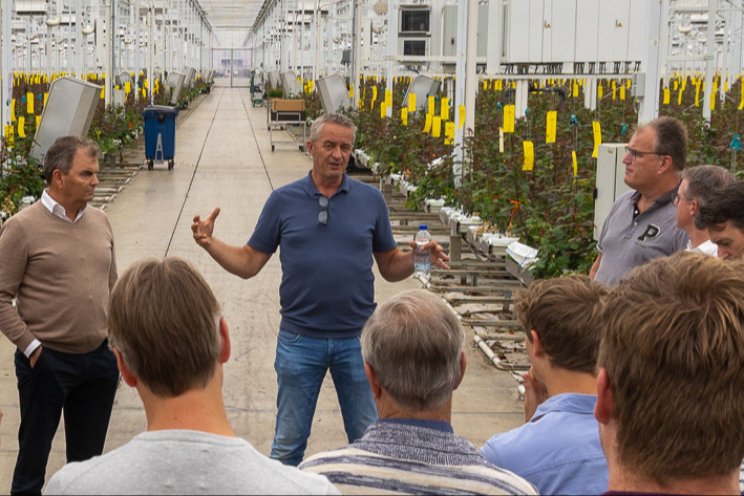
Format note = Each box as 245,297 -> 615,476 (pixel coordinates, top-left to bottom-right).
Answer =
281,71 -> 302,97
594,144 -> 632,240
184,67 -> 196,88
441,4 -> 489,58
402,75 -> 441,113
30,77 -> 101,163
166,71 -> 185,105
267,71 -> 281,90
317,74 -> 351,114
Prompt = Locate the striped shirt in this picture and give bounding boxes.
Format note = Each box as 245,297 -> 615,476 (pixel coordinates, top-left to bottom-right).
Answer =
299,420 -> 537,495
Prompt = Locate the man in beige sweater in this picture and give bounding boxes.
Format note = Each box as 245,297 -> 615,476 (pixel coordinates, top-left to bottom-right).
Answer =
0,136 -> 119,495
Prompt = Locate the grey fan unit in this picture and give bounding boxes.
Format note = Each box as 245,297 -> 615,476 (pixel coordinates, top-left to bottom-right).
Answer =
317,74 -> 351,114
402,75 -> 441,112
30,76 -> 101,163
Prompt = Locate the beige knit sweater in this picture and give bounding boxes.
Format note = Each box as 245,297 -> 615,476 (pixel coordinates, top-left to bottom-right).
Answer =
0,202 -> 117,353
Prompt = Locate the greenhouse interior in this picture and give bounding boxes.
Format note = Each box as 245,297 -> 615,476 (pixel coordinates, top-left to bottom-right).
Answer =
2,0 -> 744,494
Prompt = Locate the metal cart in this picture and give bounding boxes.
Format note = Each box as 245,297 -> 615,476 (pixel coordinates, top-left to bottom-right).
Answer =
267,98 -> 306,152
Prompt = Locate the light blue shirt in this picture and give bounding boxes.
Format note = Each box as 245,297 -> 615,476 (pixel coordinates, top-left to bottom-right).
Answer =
481,393 -> 608,495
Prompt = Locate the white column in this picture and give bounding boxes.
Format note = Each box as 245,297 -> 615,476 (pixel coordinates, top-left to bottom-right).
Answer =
452,0 -> 468,187
638,0 -> 662,125
486,0 -> 501,74
385,0 -> 397,117
702,0 -> 718,123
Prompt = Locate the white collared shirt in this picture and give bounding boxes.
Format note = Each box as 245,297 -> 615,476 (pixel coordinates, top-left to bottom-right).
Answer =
686,238 -> 718,257
41,189 -> 86,223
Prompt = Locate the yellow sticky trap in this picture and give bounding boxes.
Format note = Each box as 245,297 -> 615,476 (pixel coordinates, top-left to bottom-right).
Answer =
619,85 -> 626,101
380,101 -> 387,118
572,81 -> 579,97
440,97 -> 449,120
724,79 -> 729,93
432,116 -> 442,137
592,120 -> 602,158
572,150 -> 578,177
663,87 -> 670,105
408,93 -> 417,112
18,116 -> 26,138
483,80 -> 488,90
371,86 -> 378,102
26,92 -> 34,114
546,110 -> 557,144
678,85 -> 685,106
385,89 -> 392,108
522,141 -> 534,171
424,114 -> 432,133
739,80 -> 744,110
401,107 -> 408,126
124,81 -> 131,94
10,98 -> 16,122
5,124 -> 14,146
100,88 -> 105,100
503,105 -> 515,133
427,96 -> 435,116
142,88 -> 147,99
598,83 -> 604,99
673,79 -> 679,91
445,122 -> 455,144
499,127 -> 504,153
694,83 -> 701,107
458,105 -> 465,128
495,79 -> 503,91
35,115 -> 41,128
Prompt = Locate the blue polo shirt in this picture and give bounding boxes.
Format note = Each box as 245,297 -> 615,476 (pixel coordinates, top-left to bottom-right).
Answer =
481,393 -> 608,495
249,172 -> 397,339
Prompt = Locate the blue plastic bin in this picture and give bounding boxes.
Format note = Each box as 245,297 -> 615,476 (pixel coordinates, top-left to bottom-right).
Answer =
142,105 -> 178,170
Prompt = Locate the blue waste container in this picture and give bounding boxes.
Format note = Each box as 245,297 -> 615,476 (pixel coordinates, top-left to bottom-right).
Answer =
142,105 -> 178,170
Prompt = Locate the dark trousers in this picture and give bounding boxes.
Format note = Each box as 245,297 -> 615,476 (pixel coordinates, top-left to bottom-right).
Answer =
11,340 -> 119,495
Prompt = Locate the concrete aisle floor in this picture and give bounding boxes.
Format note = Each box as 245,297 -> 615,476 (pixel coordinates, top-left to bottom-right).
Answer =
0,87 -> 524,492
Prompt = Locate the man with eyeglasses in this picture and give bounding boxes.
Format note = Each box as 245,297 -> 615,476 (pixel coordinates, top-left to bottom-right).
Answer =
695,181 -> 744,260
192,113 -> 449,467
590,116 -> 688,286
674,165 -> 735,256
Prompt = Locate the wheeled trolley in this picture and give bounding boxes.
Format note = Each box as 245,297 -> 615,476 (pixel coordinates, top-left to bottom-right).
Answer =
267,98 -> 306,152
142,105 -> 178,170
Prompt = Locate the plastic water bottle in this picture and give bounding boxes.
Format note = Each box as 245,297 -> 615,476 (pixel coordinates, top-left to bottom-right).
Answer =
414,224 -> 432,281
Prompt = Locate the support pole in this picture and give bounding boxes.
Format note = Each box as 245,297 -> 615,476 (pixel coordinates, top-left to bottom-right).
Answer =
702,0 -> 718,123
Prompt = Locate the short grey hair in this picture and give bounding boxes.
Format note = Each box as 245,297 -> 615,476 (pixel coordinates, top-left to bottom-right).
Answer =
361,289 -> 464,411
309,113 -> 357,143
680,164 -> 736,208
42,136 -> 100,185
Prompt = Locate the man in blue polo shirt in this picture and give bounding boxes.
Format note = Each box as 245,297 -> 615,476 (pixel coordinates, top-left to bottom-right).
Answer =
481,275 -> 609,494
590,116 -> 688,286
192,113 -> 449,466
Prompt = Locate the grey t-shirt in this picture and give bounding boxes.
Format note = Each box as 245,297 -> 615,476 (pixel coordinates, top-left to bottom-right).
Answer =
43,430 -> 340,495
595,189 -> 688,287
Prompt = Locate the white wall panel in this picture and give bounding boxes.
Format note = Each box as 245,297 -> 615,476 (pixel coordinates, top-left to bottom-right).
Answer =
544,0 -> 577,63
528,0 -> 544,62
506,0 -> 530,61
574,0 -> 598,62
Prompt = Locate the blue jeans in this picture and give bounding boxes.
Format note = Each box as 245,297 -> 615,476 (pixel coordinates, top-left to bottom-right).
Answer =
270,330 -> 377,466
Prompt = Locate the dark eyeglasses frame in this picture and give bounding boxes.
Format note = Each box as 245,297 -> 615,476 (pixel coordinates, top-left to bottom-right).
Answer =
318,196 -> 329,225
625,146 -> 666,161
